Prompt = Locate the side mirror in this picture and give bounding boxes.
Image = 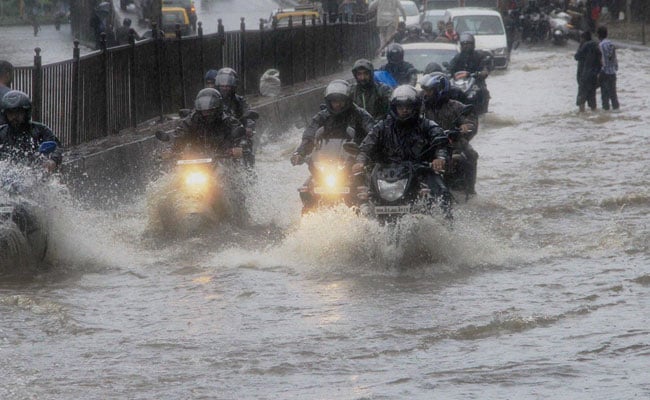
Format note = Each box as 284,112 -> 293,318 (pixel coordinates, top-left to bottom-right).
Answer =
243,110 -> 259,121
38,141 -> 58,155
155,130 -> 171,142
342,142 -> 360,156
178,108 -> 191,118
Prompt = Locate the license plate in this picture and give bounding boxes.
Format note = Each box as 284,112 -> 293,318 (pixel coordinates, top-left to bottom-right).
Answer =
374,205 -> 411,214
314,186 -> 350,194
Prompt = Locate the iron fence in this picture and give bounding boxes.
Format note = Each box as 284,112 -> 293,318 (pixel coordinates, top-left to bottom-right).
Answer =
11,17 -> 377,147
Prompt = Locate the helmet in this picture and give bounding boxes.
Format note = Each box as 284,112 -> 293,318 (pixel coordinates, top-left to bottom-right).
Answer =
421,21 -> 433,33
214,71 -> 237,88
1,90 -> 32,121
123,18 -> 132,27
351,59 -> 374,87
386,43 -> 404,63
407,25 -> 421,37
423,62 -> 443,74
324,79 -> 352,115
194,88 -> 223,114
459,32 -> 475,53
389,85 -> 420,123
204,69 -> 218,85
421,74 -> 450,107
217,67 -> 238,84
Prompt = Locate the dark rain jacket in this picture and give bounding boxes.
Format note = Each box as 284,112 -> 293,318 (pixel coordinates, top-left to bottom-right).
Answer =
222,94 -> 256,130
448,50 -> 490,86
356,114 -> 447,165
380,61 -> 416,85
172,111 -> 244,155
574,40 -> 602,85
295,104 -> 375,157
424,99 -> 477,138
350,81 -> 392,121
0,121 -> 62,166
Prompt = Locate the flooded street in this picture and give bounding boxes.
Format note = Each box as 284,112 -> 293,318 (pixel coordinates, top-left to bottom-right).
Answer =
1,42 -> 649,399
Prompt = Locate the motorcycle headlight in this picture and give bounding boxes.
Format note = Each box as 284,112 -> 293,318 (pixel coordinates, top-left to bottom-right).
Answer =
185,171 -> 209,187
377,179 -> 407,202
325,173 -> 337,188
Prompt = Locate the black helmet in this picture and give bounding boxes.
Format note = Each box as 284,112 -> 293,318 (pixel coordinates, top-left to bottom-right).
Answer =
386,43 -> 404,63
459,32 -> 475,52
204,69 -> 218,85
421,21 -> 433,33
421,73 -> 450,107
351,59 -> 375,87
389,85 -> 420,123
194,88 -> 223,115
407,25 -> 421,36
1,90 -> 32,121
324,79 -> 352,115
423,62 -> 443,74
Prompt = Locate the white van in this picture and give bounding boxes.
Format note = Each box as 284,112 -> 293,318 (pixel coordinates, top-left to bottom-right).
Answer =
444,7 -> 509,69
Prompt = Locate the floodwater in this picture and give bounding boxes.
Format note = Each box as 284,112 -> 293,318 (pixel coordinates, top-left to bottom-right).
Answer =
1,43 -> 649,399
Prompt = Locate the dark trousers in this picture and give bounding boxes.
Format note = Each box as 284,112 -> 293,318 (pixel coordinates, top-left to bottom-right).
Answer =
577,75 -> 598,110
600,73 -> 619,110
420,170 -> 452,219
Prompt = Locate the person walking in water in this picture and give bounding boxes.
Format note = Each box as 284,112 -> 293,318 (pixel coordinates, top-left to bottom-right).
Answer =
597,25 -> 619,110
574,30 -> 601,112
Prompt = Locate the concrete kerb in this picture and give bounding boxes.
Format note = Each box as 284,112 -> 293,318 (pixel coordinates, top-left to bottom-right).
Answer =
60,80 -> 331,205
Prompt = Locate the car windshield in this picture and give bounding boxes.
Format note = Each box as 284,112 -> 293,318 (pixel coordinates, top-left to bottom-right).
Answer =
163,11 -> 185,25
423,11 -> 446,25
453,15 -> 504,35
400,1 -> 420,16
425,0 -> 458,10
404,48 -> 458,72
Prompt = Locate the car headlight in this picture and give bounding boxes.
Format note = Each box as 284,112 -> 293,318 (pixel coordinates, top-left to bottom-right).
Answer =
493,47 -> 507,56
377,179 -> 408,202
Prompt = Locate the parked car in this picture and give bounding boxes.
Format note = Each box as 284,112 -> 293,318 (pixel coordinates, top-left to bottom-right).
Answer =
161,6 -> 191,37
400,0 -> 422,27
444,7 -> 509,69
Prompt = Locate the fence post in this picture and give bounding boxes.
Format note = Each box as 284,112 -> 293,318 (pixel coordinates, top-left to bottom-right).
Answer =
240,17 -> 248,93
288,15 -> 294,86
71,40 -> 80,145
176,24 -> 186,108
32,47 -> 42,122
128,29 -> 138,128
152,23 -> 164,120
218,19 -> 225,69
198,21 -> 204,74
100,32 -> 109,137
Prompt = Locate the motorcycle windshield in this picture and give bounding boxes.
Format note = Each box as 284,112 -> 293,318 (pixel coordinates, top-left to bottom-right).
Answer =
377,179 -> 408,202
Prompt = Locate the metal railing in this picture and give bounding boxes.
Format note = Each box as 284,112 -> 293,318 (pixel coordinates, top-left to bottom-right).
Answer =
12,16 -> 377,147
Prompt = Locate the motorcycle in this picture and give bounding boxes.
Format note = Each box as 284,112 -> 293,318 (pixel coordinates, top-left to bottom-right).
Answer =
520,10 -> 551,43
296,127 -> 359,214
450,70 -> 489,115
347,136 -> 450,223
149,126 -> 252,237
0,141 -> 58,271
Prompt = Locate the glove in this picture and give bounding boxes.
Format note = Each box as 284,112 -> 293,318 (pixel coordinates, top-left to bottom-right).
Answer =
290,152 -> 304,166
230,147 -> 243,158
